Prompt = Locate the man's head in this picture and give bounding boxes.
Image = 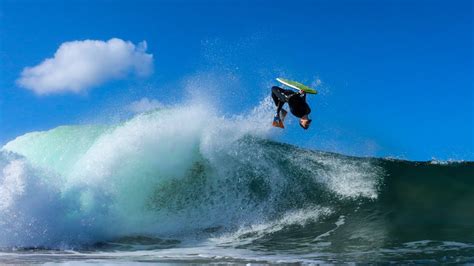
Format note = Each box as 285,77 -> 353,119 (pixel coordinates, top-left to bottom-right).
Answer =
299,115 -> 312,130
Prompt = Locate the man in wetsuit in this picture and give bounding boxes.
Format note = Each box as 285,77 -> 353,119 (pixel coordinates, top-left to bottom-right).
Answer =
271,86 -> 312,129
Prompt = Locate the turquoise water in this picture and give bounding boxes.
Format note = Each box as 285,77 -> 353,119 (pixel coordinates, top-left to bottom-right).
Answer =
1,104 -> 473,264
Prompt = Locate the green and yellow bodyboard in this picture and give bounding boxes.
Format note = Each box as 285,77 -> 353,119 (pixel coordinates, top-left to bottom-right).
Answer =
276,78 -> 318,94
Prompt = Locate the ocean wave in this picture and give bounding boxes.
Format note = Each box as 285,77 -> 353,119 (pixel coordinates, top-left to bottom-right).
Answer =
0,100 -> 472,264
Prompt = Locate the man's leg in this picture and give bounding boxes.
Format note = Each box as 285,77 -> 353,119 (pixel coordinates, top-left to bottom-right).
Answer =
272,86 -> 288,102
271,86 -> 286,128
271,86 -> 287,117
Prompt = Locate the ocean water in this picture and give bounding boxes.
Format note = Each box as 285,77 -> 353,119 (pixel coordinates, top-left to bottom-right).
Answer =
1,101 -> 473,264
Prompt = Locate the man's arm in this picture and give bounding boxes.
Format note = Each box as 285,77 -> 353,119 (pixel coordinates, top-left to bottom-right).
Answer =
301,91 -> 307,101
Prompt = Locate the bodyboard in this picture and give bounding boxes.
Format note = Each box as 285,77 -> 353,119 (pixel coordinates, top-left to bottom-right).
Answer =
276,78 -> 318,94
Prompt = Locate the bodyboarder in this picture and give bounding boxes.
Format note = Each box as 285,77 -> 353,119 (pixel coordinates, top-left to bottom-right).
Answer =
271,86 -> 312,129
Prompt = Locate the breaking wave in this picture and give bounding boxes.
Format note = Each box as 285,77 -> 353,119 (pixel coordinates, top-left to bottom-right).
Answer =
1,99 -> 472,263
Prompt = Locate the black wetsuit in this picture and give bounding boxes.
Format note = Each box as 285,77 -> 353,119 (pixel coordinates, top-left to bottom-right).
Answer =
271,86 -> 311,118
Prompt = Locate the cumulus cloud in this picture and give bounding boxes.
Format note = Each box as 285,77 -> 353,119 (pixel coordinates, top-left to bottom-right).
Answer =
127,97 -> 163,113
17,38 -> 153,95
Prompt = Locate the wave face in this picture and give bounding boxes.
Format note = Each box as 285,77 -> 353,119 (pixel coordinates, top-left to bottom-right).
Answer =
1,102 -> 473,263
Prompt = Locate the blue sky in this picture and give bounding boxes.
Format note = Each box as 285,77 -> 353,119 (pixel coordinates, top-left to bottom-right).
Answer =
0,0 -> 472,160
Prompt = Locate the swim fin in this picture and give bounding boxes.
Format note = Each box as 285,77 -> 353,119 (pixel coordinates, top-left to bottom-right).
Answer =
272,115 -> 285,128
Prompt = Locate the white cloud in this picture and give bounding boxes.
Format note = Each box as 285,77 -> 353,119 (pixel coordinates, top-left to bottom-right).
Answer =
127,97 -> 163,113
17,38 -> 153,95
